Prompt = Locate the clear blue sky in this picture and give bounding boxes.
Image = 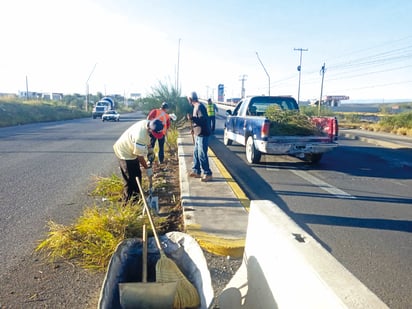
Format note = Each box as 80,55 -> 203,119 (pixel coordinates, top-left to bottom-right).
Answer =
1,0 -> 411,101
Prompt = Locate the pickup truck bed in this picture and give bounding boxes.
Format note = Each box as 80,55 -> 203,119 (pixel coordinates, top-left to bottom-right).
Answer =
224,96 -> 338,164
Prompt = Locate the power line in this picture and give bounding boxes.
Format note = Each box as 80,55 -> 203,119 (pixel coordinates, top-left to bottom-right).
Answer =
254,38 -> 412,97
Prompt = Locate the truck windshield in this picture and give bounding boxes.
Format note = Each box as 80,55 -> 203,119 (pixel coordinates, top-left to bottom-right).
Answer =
249,97 -> 298,115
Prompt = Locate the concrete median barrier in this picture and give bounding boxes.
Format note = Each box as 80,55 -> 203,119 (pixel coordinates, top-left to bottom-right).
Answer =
218,200 -> 388,308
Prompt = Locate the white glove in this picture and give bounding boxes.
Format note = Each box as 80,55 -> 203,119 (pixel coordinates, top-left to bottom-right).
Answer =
146,167 -> 153,177
169,113 -> 177,121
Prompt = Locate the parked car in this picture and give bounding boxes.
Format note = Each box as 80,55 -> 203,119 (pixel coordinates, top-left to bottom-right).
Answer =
102,110 -> 120,122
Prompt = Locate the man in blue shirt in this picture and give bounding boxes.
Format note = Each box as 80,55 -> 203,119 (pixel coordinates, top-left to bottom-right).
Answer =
187,92 -> 213,182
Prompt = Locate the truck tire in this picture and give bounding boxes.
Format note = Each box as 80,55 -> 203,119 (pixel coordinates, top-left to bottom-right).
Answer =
304,153 -> 323,164
223,128 -> 232,146
246,136 -> 261,164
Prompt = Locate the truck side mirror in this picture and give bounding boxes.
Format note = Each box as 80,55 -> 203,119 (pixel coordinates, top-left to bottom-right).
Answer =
226,110 -> 232,116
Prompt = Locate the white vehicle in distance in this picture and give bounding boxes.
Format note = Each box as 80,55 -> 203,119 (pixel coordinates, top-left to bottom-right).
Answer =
102,110 -> 120,122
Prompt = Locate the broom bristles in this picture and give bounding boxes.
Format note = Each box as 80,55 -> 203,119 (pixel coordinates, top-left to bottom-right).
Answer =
156,254 -> 200,309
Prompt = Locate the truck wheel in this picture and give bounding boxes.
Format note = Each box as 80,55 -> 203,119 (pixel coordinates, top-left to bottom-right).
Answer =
246,136 -> 261,164
304,153 -> 323,164
223,128 -> 232,146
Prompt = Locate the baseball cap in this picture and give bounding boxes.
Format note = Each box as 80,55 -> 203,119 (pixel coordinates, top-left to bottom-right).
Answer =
190,92 -> 198,102
149,119 -> 164,133
161,102 -> 169,109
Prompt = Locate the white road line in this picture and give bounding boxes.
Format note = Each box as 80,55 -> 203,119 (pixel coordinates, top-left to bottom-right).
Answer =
291,170 -> 356,199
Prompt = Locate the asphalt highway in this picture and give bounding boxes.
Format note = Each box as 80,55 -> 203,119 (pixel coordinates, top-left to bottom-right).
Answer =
209,110 -> 412,309
0,114 -> 142,276
0,111 -> 411,308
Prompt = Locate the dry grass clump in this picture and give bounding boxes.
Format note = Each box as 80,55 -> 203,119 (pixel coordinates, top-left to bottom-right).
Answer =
36,202 -> 156,270
36,128 -> 181,270
36,175 -> 166,270
364,123 -> 412,136
166,127 -> 179,146
393,127 -> 412,136
265,105 -> 321,136
90,174 -> 123,202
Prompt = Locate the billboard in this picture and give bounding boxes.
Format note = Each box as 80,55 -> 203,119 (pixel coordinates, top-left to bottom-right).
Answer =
326,95 -> 349,100
218,84 -> 224,102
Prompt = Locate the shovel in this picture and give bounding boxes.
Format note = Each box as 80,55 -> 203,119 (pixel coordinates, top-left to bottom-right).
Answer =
147,175 -> 159,213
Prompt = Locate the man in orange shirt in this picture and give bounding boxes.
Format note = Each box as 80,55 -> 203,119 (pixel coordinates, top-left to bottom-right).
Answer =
147,102 -> 171,164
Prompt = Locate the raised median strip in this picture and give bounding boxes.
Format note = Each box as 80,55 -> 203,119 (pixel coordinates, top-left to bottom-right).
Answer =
341,132 -> 404,149
178,132 -> 248,258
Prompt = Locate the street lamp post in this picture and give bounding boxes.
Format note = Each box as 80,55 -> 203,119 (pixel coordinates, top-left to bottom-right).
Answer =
256,52 -> 270,96
85,63 -> 97,112
176,38 -> 181,91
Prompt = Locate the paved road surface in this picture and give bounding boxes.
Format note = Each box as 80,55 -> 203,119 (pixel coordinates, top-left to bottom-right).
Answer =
211,109 -> 412,309
0,114 -> 142,276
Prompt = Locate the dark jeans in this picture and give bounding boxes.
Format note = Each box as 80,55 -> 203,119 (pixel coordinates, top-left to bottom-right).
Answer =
209,116 -> 216,132
192,135 -> 212,176
119,158 -> 142,202
150,133 -> 166,163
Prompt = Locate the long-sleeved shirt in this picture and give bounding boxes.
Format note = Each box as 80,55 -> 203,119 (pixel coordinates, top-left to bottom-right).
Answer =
192,103 -> 211,137
113,120 -> 150,160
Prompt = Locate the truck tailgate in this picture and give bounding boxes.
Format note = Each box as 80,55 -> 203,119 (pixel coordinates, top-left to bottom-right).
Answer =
256,136 -> 338,155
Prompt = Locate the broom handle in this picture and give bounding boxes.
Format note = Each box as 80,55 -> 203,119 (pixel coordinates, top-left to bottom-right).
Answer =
142,223 -> 147,282
137,178 -> 164,255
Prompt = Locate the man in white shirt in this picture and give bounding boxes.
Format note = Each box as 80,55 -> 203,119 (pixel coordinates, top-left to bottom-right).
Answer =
113,119 -> 164,203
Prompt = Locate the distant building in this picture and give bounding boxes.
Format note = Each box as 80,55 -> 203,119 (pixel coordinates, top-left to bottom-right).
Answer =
18,91 -> 63,100
0,92 -> 17,98
130,93 -> 141,99
310,95 -> 349,107
226,97 -> 241,104
19,91 -> 42,99
41,93 -> 63,100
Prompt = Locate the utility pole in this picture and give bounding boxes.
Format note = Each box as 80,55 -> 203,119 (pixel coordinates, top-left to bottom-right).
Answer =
239,74 -> 247,98
256,51 -> 271,96
319,63 -> 326,116
176,38 -> 181,91
25,75 -> 29,100
294,48 -> 308,104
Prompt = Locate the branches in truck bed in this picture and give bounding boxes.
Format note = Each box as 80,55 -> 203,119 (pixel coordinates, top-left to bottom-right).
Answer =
265,105 -> 323,136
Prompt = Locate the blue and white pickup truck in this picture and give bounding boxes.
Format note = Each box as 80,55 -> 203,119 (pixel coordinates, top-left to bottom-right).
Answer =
224,96 -> 338,164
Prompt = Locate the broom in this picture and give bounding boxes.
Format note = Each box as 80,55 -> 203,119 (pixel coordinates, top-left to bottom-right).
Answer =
137,179 -> 200,308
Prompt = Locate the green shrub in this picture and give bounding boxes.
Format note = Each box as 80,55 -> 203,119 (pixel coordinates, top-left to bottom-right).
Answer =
0,99 -> 89,127
380,112 -> 412,129
299,105 -> 334,117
